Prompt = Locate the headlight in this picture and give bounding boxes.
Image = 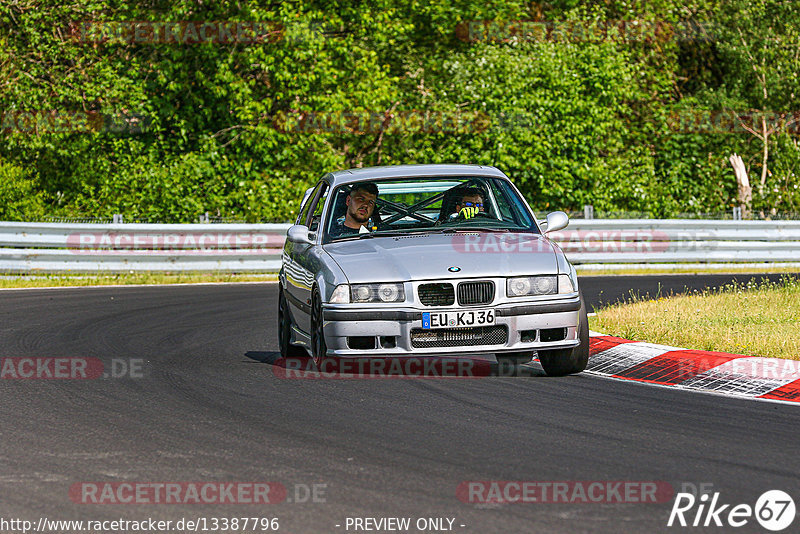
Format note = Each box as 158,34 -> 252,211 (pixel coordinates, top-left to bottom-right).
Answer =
507,277 -> 532,297
507,275 -> 573,297
329,284 -> 350,303
350,283 -> 405,303
377,283 -> 401,302
353,285 -> 371,302
557,274 -> 574,294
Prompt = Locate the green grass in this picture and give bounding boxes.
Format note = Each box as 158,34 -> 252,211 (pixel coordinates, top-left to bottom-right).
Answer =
0,272 -> 277,289
589,275 -> 800,360
576,266 -> 800,276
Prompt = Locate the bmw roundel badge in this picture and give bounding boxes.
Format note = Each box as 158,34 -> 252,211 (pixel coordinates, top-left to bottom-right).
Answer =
448,266 -> 461,272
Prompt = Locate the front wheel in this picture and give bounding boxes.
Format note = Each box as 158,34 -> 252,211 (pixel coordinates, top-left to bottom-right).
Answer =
310,287 -> 329,367
538,294 -> 590,377
278,287 -> 306,358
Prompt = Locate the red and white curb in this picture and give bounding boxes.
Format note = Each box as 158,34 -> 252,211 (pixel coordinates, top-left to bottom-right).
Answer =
586,333 -> 800,404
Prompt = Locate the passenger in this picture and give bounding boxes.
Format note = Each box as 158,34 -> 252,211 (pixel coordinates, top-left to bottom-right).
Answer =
331,182 -> 378,236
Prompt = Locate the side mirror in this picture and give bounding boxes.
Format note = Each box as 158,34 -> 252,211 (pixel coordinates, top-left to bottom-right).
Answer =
287,225 -> 314,245
543,211 -> 569,234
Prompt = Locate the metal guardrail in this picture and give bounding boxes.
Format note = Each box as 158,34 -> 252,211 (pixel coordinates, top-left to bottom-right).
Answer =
548,219 -> 800,265
0,220 -> 799,272
0,222 -> 290,272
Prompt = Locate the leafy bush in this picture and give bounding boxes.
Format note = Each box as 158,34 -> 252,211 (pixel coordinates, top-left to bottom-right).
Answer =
0,159 -> 47,221
0,0 -> 797,221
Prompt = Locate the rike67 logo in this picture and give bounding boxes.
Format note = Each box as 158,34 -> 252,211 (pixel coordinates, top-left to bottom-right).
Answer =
668,490 -> 796,531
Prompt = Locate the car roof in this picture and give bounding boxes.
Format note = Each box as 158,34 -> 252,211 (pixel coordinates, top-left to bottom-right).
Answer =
325,164 -> 507,187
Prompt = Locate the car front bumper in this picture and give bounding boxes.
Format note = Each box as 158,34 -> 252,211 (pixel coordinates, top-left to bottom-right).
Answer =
321,296 -> 582,357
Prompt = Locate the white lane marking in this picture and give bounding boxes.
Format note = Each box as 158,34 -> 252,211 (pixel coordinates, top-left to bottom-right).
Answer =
588,342 -> 676,376
0,472 -> 68,482
587,336 -> 800,404
681,357 -> 800,396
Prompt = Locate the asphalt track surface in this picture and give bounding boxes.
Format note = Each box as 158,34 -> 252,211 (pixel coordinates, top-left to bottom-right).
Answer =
1,273 -> 799,534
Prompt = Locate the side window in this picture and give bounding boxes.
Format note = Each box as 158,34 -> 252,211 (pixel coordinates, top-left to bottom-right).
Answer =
489,180 -> 514,221
296,183 -> 322,225
307,183 -> 329,233
492,179 -> 534,228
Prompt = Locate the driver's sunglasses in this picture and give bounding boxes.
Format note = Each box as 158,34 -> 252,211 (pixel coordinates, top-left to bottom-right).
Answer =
463,202 -> 483,208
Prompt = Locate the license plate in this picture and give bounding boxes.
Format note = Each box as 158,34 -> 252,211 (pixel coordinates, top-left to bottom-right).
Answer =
421,309 -> 495,329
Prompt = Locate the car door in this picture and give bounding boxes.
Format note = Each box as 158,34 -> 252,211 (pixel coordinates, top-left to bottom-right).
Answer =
283,180 -> 328,334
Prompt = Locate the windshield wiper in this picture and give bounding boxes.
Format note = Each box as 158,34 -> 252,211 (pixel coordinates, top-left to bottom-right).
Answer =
434,227 -> 512,233
353,227 -> 514,239
357,230 -> 414,239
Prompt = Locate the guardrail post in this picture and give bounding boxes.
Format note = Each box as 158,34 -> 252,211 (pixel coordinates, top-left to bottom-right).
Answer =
732,207 -> 742,220
199,212 -> 210,223
583,205 -> 594,219
112,214 -> 123,224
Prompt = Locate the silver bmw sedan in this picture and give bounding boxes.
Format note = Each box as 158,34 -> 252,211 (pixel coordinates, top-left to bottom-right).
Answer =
278,164 -> 589,376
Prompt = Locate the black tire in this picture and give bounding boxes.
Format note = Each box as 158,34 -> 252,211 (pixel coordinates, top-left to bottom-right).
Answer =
278,286 -> 307,358
310,287 -> 329,367
538,294 -> 590,377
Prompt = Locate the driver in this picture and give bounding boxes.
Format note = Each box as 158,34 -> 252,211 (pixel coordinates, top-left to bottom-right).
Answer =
331,182 -> 378,236
452,187 -> 484,220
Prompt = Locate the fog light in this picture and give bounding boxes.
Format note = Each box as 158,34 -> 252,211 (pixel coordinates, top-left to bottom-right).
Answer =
541,328 -> 567,342
348,336 -> 376,350
521,329 -> 537,343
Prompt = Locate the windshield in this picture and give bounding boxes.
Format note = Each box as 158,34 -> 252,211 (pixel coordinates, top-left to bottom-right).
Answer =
323,176 -> 538,242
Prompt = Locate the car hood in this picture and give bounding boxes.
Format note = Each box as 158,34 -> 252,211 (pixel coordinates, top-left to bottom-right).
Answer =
324,232 -> 559,283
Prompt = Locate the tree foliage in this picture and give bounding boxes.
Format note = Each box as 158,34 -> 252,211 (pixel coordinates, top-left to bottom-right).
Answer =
1,0 -> 798,221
